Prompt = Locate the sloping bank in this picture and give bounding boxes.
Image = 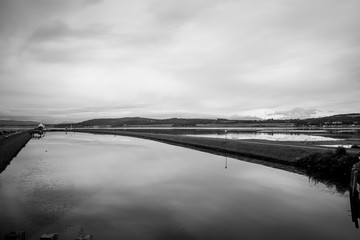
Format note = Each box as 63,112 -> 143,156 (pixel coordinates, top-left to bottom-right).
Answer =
0,131 -> 32,174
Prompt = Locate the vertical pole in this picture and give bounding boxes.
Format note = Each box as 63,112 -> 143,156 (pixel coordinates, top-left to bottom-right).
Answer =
352,170 -> 358,196
225,129 -> 228,169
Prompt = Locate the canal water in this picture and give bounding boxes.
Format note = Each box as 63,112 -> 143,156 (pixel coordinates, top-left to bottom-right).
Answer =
184,132 -> 340,141
0,132 -> 358,239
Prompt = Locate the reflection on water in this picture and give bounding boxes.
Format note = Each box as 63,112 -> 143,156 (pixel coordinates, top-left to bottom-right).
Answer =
184,132 -> 341,141
31,132 -> 45,139
350,189 -> 360,228
350,164 -> 360,229
320,144 -> 353,148
0,132 -> 358,239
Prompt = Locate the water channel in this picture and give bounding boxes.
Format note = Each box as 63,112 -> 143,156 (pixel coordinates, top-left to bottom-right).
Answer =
184,132 -> 340,141
0,132 -> 358,239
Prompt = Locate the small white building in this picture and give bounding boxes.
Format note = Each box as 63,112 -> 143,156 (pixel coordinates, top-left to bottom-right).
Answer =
37,123 -> 45,130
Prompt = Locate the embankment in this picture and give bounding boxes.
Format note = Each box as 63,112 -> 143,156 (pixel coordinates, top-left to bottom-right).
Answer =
73,129 -> 332,165
0,131 -> 32,174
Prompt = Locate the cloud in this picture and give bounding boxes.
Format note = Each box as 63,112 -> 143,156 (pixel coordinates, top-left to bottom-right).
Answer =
148,0 -> 219,25
28,21 -> 109,43
271,108 -> 319,119
19,20 -> 113,63
85,0 -> 104,5
0,0 -> 103,35
0,0 -> 359,121
229,115 -> 263,121
0,104 -> 148,123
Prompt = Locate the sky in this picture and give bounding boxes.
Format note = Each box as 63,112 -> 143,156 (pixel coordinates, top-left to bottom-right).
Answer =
0,0 -> 359,123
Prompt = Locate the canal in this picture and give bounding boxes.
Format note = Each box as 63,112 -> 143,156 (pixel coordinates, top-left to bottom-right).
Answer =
183,132 -> 340,141
0,132 -> 358,239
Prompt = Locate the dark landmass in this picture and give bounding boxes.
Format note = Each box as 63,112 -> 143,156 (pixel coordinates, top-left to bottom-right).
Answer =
0,131 -> 32,174
292,113 -> 360,127
54,113 -> 360,128
0,120 -> 39,126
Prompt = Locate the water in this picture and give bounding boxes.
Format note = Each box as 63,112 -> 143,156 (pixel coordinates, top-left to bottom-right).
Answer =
184,132 -> 340,141
0,132 -> 358,239
320,144 -> 354,148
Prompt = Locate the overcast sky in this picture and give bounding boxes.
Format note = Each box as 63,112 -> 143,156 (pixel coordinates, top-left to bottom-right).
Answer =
0,0 -> 359,123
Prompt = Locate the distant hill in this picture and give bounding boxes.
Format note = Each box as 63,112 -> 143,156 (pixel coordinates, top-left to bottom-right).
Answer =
56,117 -> 242,128
0,120 -> 39,126
54,113 -> 360,128
292,113 -> 360,126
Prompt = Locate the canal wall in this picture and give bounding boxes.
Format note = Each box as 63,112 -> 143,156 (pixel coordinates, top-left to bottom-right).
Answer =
0,131 -> 32,174
72,129 -> 331,165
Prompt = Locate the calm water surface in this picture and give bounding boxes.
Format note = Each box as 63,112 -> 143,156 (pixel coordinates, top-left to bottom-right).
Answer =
184,132 -> 340,141
0,132 -> 358,239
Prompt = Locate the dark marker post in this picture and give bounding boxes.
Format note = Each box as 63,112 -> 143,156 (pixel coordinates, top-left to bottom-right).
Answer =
225,129 -> 228,169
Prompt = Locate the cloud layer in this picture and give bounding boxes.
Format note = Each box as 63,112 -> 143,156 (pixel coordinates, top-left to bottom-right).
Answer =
0,0 -> 359,122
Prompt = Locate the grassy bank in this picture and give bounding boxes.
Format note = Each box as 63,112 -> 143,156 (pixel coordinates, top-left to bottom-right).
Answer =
295,147 -> 360,190
0,131 -> 32,174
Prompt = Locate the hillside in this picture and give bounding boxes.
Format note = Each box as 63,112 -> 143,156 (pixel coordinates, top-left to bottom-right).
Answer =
292,113 -> 360,126
54,113 -> 360,128
57,117 -> 230,127
0,120 -> 39,126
